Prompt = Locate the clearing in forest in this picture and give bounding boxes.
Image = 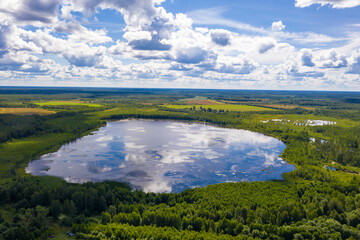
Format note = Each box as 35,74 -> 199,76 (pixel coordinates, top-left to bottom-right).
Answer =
0,108 -> 55,115
163,104 -> 273,112
35,101 -> 103,107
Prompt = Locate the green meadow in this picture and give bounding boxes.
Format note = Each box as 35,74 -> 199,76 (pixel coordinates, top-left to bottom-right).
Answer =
35,101 -> 103,107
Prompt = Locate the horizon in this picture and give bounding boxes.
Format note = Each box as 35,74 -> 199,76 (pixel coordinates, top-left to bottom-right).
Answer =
0,0 -> 360,90
2,85 -> 360,94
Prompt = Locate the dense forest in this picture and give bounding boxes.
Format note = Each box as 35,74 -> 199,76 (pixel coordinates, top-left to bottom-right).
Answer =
1,87 -> 360,239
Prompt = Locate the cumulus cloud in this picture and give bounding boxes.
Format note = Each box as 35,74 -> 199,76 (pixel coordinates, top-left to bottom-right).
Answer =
271,21 -> 285,32
53,21 -> 112,44
0,0 -> 60,25
215,56 -> 257,75
109,41 -> 132,56
18,29 -> 68,54
278,59 -> 324,79
0,51 -> 54,72
300,49 -> 315,67
65,0 -> 174,51
174,47 -> 208,64
63,45 -> 107,68
295,0 -> 360,8
347,51 -> 360,74
0,21 -> 11,57
0,0 -> 358,90
315,50 -> 348,68
210,29 -> 232,46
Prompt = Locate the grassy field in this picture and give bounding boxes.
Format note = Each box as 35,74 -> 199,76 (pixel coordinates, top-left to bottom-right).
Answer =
49,223 -> 72,240
0,108 -> 55,115
0,133 -> 73,180
35,101 -> 103,107
183,99 -> 221,105
163,104 -> 274,112
179,96 -> 208,101
262,104 -> 316,110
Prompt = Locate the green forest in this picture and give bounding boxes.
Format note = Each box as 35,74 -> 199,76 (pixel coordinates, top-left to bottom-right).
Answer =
1,87 -> 360,240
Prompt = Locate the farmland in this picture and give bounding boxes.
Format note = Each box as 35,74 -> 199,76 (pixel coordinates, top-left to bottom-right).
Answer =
35,101 -> 103,107
0,108 -> 55,115
163,104 -> 274,112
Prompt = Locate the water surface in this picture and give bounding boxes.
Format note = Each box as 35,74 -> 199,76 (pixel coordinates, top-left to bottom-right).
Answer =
26,120 -> 295,193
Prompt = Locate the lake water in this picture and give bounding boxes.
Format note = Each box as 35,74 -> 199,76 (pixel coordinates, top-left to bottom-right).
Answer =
26,120 -> 295,193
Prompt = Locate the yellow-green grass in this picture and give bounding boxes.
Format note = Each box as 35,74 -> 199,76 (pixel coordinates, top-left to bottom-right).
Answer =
0,133 -> 73,180
0,107 -> 55,115
35,101 -> 103,107
283,164 -> 360,184
314,164 -> 360,183
183,99 -> 222,105
92,107 -> 159,118
163,104 -> 274,112
35,176 -> 66,188
180,96 -> 208,101
48,223 -> 73,240
262,104 -> 316,110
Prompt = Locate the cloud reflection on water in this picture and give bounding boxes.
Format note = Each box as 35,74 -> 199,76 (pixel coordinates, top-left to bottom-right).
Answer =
26,120 -> 295,193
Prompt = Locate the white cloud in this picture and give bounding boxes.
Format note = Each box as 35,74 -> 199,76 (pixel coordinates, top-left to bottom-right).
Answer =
109,40 -> 132,55
123,31 -> 152,42
271,21 -> 285,32
0,0 -> 358,90
63,45 -> 106,67
174,47 -> 209,64
53,21 -> 113,44
314,50 -> 348,68
66,0 -> 175,51
215,56 -> 258,74
295,0 -> 360,8
0,51 -> 55,72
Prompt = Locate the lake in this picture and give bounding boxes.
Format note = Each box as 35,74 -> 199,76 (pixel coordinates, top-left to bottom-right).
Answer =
26,119 -> 295,193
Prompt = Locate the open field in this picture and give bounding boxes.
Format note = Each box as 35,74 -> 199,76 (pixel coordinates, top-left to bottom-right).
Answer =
219,100 -> 263,104
262,104 -> 316,110
163,104 -> 274,112
184,99 -> 221,105
0,107 -> 55,115
35,101 -> 103,107
179,96 -> 222,105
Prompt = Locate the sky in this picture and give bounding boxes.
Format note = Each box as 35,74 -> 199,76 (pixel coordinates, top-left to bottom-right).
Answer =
0,0 -> 359,90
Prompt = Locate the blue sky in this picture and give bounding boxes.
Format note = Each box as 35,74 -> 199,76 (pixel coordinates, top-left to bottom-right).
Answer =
0,0 -> 359,90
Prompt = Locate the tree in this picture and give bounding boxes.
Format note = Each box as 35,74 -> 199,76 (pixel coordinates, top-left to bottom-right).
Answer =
49,200 -> 62,219
101,212 -> 111,224
108,205 -> 117,218
63,199 -> 77,217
